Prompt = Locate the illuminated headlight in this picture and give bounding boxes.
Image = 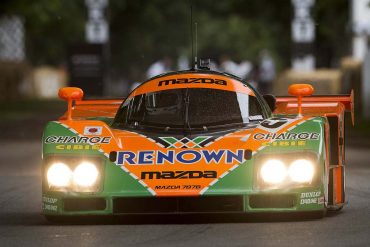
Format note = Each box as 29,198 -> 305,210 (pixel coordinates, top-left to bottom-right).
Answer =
45,157 -> 102,192
260,159 -> 287,184
288,159 -> 314,183
47,162 -> 72,187
73,161 -> 99,187
257,154 -> 317,189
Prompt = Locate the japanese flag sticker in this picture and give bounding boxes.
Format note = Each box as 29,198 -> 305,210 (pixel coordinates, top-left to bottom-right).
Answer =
84,126 -> 103,135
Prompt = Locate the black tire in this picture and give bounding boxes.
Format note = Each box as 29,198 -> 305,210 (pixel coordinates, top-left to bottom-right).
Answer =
327,204 -> 344,212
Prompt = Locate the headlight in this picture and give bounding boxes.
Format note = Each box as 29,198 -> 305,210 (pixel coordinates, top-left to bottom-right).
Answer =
288,159 -> 314,183
260,159 -> 287,184
47,162 -> 72,187
44,157 -> 102,192
73,161 -> 99,187
256,153 -> 318,189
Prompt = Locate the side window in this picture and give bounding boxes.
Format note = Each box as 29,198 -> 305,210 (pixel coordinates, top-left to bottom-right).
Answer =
249,96 -> 264,118
127,95 -> 145,124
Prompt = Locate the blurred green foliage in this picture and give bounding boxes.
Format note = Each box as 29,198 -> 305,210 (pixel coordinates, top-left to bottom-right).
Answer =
0,0 -> 85,66
109,0 -> 293,80
0,0 -> 349,80
314,0 -> 350,67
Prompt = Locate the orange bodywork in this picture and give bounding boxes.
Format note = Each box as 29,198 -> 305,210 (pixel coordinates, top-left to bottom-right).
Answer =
59,99 -> 123,120
59,73 -> 255,121
276,91 -> 354,205
276,91 -> 354,206
130,73 -> 255,98
333,166 -> 343,204
274,90 -> 354,125
55,76 -> 353,198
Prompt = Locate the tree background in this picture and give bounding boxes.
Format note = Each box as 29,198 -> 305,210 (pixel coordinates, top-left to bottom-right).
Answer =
0,0 -> 350,82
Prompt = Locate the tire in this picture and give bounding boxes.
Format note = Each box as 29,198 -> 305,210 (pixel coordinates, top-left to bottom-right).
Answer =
327,204 -> 344,212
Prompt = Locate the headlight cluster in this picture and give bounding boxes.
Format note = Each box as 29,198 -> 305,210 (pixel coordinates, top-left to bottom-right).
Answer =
45,158 -> 102,192
258,155 -> 317,188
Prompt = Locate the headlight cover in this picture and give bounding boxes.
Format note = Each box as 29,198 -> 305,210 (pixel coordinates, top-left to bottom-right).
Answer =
73,161 -> 99,187
288,159 -> 314,183
44,157 -> 103,192
256,153 -> 318,189
260,159 -> 287,184
47,162 -> 72,187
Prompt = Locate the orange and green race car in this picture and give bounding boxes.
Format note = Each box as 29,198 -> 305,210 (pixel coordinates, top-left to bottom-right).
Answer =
42,69 -> 354,221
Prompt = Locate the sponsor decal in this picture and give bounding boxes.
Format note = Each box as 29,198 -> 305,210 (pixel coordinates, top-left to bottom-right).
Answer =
42,196 -> 58,204
253,132 -> 320,141
155,185 -> 181,190
84,126 -> 102,135
157,136 -> 213,149
301,191 -> 321,198
158,78 -> 227,87
141,170 -> 217,179
55,144 -> 100,150
45,135 -> 111,144
249,115 -> 263,121
43,204 -> 57,211
262,140 -> 306,147
155,185 -> 201,190
42,196 -> 58,212
116,149 -> 245,166
300,191 -> 322,205
258,117 -> 298,133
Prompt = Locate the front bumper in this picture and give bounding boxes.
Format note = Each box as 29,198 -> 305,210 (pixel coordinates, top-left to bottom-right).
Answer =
42,188 -> 325,216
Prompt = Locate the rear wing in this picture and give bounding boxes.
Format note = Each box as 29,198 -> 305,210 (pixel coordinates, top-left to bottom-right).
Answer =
274,90 -> 354,125
59,99 -> 124,120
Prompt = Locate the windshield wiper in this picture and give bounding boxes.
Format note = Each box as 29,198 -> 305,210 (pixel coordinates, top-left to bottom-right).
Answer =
183,88 -> 191,136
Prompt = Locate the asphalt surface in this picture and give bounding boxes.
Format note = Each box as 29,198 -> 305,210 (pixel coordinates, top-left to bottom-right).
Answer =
0,141 -> 370,247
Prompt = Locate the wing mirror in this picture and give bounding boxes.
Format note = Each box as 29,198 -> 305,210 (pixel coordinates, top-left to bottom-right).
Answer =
58,87 -> 84,120
263,94 -> 276,112
288,84 -> 314,115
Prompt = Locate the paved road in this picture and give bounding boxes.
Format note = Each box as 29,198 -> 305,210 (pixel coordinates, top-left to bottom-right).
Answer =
0,141 -> 369,247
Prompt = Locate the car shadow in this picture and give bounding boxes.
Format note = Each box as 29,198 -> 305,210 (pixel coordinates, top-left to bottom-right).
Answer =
42,211 -> 326,225
0,211 -> 328,226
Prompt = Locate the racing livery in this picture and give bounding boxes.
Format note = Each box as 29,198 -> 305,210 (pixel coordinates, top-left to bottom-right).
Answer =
42,70 -> 354,220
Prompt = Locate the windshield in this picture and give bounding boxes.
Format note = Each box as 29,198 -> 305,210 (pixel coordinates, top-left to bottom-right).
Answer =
112,88 -> 264,131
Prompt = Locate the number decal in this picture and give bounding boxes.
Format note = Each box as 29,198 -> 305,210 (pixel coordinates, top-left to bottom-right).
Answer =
260,118 -> 288,129
258,117 -> 298,133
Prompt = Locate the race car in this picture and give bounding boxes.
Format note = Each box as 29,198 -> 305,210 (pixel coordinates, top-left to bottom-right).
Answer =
42,69 -> 354,221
